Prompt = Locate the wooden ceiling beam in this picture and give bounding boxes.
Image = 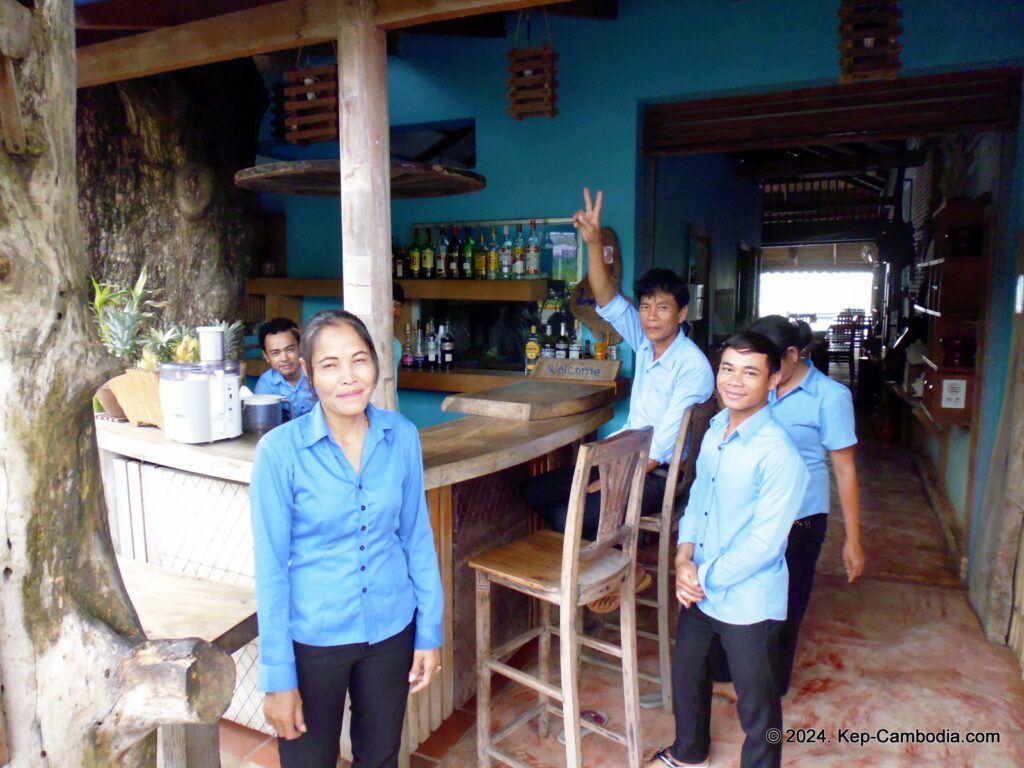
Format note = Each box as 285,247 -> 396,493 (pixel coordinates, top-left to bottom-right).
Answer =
77,0 -> 565,88
75,4 -> 174,31
740,149 -> 925,180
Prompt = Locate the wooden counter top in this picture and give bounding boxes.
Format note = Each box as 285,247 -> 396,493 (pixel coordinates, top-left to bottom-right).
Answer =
96,405 -> 613,490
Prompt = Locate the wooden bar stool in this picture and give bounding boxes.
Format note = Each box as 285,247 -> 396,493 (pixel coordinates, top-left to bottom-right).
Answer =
635,397 -> 717,711
469,427 -> 653,768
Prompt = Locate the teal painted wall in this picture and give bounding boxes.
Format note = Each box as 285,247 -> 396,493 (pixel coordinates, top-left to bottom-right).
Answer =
268,0 -> 1024,500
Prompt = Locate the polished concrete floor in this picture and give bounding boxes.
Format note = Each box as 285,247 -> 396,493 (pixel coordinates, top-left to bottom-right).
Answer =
220,428 -> 1024,767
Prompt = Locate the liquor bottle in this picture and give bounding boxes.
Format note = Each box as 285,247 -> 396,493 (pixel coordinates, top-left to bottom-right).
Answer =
512,223 -> 525,279
436,228 -> 448,279
555,321 -> 569,359
409,227 -> 421,279
421,228 -> 435,280
568,323 -> 582,359
486,228 -> 500,280
461,228 -> 475,280
448,226 -> 462,279
582,339 -> 593,359
473,229 -> 488,279
401,323 -> 414,368
524,324 -> 541,374
500,225 -> 513,279
440,322 -> 456,370
413,321 -> 426,368
594,332 -> 608,360
426,320 -> 438,369
393,245 -> 406,278
525,219 -> 541,276
607,342 -> 618,361
540,324 -> 555,358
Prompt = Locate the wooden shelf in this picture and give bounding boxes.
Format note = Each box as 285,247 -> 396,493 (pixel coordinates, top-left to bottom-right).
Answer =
921,355 -> 975,374
245,277 -> 550,303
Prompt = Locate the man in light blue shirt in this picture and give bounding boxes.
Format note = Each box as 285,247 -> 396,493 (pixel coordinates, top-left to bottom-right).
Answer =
522,190 -> 713,610
647,332 -> 807,768
254,318 -> 318,420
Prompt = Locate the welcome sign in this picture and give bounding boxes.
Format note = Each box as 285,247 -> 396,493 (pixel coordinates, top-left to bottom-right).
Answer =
532,357 -> 620,384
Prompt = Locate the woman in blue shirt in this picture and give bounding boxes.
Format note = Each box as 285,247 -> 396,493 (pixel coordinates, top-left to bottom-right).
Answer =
251,310 -> 443,768
713,315 -> 865,701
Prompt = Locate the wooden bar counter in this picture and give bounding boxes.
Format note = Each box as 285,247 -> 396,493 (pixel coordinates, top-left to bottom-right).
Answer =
95,403 -> 613,759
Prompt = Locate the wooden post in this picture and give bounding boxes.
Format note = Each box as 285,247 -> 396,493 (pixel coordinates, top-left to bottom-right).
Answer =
337,0 -> 396,409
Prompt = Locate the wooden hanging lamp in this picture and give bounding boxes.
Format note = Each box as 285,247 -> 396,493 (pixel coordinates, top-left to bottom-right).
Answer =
507,11 -> 558,120
839,0 -> 901,83
272,55 -> 340,144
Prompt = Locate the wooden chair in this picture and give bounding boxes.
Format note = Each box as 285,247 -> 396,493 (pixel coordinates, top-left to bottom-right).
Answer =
826,323 -> 857,382
635,396 -> 718,711
468,427 -> 653,768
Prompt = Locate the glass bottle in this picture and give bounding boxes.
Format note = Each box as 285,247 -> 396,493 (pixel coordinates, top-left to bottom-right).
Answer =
421,228 -> 435,280
541,324 -> 555,358
436,228 -> 448,279
512,223 -> 525,279
582,339 -> 594,359
555,321 -> 569,359
401,323 -> 414,368
393,245 -> 406,279
607,341 -> 618,361
525,219 -> 541,277
440,322 -> 456,370
594,332 -> 608,360
524,324 -> 541,374
409,227 -> 421,279
568,322 -> 582,359
500,225 -> 513,279
426,320 -> 438,369
461,228 -> 474,280
486,228 -> 500,280
473,229 -> 488,279
448,226 -> 462,279
413,320 -> 426,368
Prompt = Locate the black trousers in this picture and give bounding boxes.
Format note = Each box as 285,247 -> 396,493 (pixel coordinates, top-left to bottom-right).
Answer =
521,465 -> 666,540
672,606 -> 783,768
709,513 -> 829,695
278,620 -> 415,768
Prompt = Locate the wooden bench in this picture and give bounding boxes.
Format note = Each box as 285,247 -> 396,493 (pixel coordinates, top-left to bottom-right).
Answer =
117,557 -> 257,768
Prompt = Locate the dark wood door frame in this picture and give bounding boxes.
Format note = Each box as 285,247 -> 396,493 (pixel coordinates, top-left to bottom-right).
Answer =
643,67 -> 1021,156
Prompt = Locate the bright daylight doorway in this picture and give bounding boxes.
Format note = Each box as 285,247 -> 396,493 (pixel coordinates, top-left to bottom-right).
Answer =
758,243 -> 877,331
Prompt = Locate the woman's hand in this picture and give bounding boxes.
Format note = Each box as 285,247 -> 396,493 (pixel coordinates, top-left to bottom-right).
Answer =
408,647 -> 442,694
843,537 -> 866,583
264,688 -> 306,740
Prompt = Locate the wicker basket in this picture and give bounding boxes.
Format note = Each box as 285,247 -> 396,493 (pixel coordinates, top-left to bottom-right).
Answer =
107,368 -> 163,428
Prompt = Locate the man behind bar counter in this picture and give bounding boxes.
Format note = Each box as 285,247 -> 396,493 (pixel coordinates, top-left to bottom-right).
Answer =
521,188 -> 714,615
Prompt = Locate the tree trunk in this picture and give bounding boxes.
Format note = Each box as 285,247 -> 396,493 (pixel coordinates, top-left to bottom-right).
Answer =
0,3 -> 234,766
77,60 -> 267,327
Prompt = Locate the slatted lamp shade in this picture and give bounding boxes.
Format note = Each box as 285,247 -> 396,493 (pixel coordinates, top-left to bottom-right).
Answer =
839,0 -> 902,83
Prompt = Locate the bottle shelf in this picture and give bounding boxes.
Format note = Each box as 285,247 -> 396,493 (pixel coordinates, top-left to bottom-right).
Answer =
245,277 -> 550,304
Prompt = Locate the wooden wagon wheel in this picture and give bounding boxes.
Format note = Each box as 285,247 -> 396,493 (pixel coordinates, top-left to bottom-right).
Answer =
233,159 -> 486,199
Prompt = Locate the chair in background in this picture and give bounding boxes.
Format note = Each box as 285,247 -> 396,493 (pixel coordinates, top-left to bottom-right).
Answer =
635,397 -> 718,711
826,323 -> 857,384
468,427 -> 653,768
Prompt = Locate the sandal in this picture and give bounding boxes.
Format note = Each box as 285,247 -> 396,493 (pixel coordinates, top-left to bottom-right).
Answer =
588,567 -> 653,614
556,709 -> 608,745
644,746 -> 709,768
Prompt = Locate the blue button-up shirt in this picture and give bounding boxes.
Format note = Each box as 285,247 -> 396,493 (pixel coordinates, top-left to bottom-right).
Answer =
678,406 -> 809,624
596,294 -> 714,464
254,367 -> 318,420
251,403 -> 443,692
769,362 -> 857,520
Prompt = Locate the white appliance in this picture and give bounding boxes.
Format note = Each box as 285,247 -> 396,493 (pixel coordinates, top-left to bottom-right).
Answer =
159,360 -> 242,444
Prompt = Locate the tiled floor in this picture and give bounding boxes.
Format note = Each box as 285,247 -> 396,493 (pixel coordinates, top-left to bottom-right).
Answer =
220,427 -> 1024,767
